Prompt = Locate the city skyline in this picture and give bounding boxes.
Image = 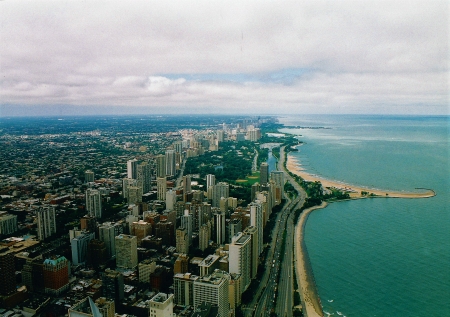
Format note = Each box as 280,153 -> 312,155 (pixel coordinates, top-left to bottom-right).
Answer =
1,0 -> 448,117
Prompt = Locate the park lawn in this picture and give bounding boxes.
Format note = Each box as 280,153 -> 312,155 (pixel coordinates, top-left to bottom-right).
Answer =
236,171 -> 260,185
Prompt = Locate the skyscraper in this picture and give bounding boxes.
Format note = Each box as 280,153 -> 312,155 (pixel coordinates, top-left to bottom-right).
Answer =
199,223 -> 210,252
260,162 -> 269,184
127,186 -> 142,205
86,189 -> 102,218
0,214 -> 18,235
165,150 -> 176,177
206,174 -> 216,191
193,270 -> 230,317
71,232 -> 95,265
102,269 -> 124,302
270,171 -> 285,203
85,170 -> 95,183
0,248 -> 15,295
251,182 -> 261,202
98,223 -> 121,259
43,255 -> 70,295
137,162 -> 152,194
181,210 -> 193,247
228,218 -> 242,244
36,205 -> 56,241
157,177 -> 167,201
229,233 -> 251,291
213,212 -> 226,245
243,226 -> 259,279
173,272 -> 199,306
115,234 -> 138,269
127,159 -> 138,179
182,175 -> 191,202
212,182 -> 229,208
87,239 -> 108,268
216,130 -> 224,142
250,201 -> 263,255
176,227 -> 189,254
131,220 -> 152,245
156,154 -> 166,178
165,189 -> 177,211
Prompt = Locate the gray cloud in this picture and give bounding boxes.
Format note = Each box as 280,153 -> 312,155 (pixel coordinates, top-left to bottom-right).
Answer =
0,0 -> 448,115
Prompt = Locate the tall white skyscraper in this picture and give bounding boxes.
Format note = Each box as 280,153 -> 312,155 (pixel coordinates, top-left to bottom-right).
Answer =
181,210 -> 193,247
86,189 -> 102,218
36,206 -> 56,241
165,150 -> 176,177
157,177 -> 167,201
166,189 -> 177,211
193,270 -> 230,317
229,232 -> 252,291
250,201 -> 263,255
214,212 -> 226,245
127,159 -> 139,179
216,130 -> 224,142
206,174 -> 216,191
212,182 -> 229,207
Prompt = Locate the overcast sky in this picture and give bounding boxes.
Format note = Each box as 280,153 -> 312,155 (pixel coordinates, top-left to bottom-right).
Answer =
1,0 -> 448,116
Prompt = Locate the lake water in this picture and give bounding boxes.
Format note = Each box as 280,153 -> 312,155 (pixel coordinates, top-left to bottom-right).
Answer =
279,115 -> 450,317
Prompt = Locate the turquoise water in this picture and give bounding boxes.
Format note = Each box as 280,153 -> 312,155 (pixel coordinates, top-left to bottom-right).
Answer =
279,115 -> 450,317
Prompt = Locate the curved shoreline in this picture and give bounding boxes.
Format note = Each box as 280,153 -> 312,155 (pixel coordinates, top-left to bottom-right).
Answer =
288,148 -> 435,317
294,202 -> 328,317
287,154 -> 435,199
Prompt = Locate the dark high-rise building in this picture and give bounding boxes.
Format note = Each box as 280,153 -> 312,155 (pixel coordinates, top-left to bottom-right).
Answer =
87,239 -> 108,268
0,248 -> 15,295
102,269 -> 124,302
137,162 -> 152,194
251,182 -> 261,202
80,216 -> 98,234
260,162 -> 269,184
22,257 -> 45,292
155,220 -> 175,246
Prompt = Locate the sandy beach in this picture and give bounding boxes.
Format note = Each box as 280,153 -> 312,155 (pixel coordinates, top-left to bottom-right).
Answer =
295,202 -> 328,317
286,154 -> 435,199
288,146 -> 436,317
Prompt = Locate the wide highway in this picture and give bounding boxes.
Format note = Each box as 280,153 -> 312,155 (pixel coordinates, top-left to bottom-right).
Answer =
247,145 -> 306,317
